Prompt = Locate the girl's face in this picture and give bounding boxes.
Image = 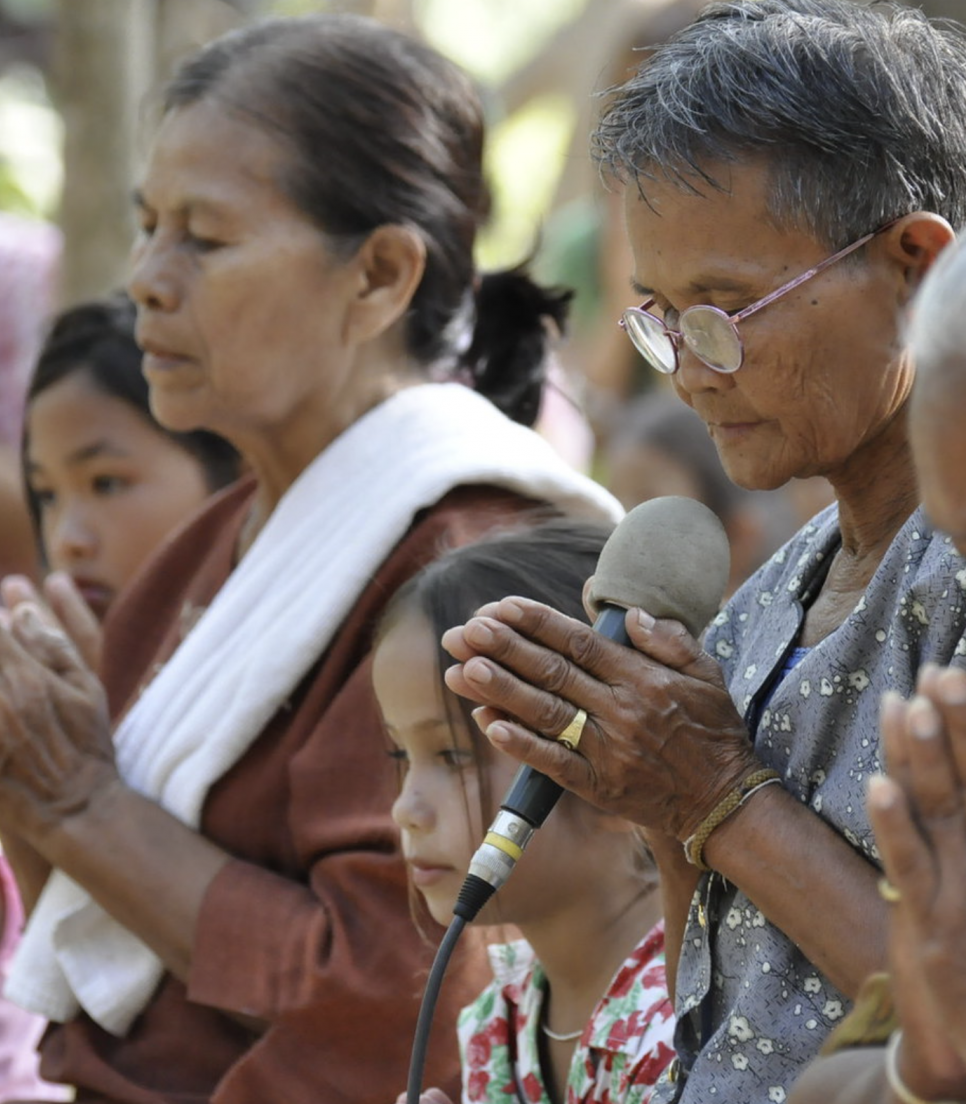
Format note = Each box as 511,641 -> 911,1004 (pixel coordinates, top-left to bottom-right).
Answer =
374,609 -> 593,929
26,370 -> 213,619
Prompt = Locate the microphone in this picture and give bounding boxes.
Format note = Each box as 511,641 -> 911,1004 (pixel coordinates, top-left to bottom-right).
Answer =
453,495 -> 731,921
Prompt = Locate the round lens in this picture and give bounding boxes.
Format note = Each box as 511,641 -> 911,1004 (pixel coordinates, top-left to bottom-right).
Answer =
680,306 -> 742,373
621,310 -> 677,374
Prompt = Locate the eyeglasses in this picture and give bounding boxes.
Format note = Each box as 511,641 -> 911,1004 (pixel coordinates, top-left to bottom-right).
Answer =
619,222 -> 895,375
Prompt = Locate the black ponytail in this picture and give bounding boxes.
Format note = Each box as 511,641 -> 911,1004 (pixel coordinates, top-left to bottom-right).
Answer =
457,264 -> 573,427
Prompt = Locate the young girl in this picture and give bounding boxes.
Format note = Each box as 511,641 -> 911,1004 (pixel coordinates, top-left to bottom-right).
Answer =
373,520 -> 675,1104
21,292 -> 240,625
0,293 -> 241,1101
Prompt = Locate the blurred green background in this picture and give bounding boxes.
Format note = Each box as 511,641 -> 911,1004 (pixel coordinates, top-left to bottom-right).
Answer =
1,0 -> 961,303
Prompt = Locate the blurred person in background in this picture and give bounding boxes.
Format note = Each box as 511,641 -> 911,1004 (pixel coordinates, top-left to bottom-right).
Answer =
536,0 -> 708,449
604,391 -> 795,597
14,292 -> 240,669
1,294 -> 238,1103
0,207 -> 71,1104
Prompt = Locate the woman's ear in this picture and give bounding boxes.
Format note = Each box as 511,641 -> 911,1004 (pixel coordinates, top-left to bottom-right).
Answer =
885,213 -> 956,300
343,224 -> 427,346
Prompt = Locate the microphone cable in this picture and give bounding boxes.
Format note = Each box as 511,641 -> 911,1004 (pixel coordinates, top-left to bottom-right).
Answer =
405,876 -> 497,1104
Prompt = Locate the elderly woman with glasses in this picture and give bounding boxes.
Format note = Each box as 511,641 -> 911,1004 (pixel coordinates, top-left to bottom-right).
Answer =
441,3 -> 966,1103
786,231 -> 966,1104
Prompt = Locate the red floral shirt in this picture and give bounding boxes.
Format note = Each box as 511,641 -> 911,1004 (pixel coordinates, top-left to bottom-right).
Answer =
457,921 -> 675,1104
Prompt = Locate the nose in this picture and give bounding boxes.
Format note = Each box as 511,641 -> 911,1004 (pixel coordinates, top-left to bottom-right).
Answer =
127,233 -> 180,313
391,773 -> 435,834
674,346 -> 737,397
47,503 -> 98,568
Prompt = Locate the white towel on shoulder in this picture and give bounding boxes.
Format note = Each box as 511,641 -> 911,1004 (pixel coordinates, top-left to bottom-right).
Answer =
4,383 -> 622,1035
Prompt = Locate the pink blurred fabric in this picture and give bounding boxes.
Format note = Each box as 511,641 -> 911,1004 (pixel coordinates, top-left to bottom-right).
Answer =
0,855 -> 71,1100
0,212 -> 61,447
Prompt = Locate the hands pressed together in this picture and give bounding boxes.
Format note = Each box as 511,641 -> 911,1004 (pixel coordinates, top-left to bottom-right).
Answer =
0,575 -> 115,853
441,593 -> 759,843
869,663 -> 966,1101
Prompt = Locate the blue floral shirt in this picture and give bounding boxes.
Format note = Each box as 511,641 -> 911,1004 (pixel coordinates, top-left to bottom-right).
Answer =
652,504 -> 966,1104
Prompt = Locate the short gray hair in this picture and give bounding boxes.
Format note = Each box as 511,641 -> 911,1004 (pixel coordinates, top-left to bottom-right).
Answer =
593,0 -> 966,250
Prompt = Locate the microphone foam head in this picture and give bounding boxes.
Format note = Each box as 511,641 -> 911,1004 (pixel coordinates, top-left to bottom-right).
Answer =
586,496 -> 731,637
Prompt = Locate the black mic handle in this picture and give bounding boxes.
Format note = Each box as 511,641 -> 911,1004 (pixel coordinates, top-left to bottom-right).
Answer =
501,763 -> 564,828
499,602 -> 630,829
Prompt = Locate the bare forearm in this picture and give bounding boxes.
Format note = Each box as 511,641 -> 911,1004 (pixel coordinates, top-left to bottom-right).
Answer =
1,833 -> 52,913
704,786 -> 886,998
35,778 -> 231,983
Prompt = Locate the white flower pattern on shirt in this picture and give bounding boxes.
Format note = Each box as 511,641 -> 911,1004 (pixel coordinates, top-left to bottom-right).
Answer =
652,504 -> 966,1104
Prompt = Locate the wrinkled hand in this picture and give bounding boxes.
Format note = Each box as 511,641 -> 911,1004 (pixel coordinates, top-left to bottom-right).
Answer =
2,572 -> 103,674
0,598 -> 116,847
442,596 -> 759,840
868,664 -> 966,1099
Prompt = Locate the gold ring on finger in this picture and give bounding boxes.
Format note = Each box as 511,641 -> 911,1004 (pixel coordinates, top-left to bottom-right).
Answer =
556,707 -> 587,751
877,876 -> 902,904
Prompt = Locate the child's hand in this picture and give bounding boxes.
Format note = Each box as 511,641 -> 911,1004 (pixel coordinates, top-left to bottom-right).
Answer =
394,1090 -> 454,1104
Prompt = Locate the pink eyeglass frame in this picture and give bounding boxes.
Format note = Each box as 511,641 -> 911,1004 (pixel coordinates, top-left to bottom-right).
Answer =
620,219 -> 898,373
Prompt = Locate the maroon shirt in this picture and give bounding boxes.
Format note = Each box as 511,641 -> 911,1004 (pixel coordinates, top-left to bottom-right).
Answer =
38,478 -> 537,1104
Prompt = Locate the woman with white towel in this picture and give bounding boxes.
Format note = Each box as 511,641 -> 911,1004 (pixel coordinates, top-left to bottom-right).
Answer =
0,14 -> 620,1104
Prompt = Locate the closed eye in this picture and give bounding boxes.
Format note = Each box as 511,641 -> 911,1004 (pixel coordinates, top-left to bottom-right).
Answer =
185,230 -> 224,254
439,748 -> 474,770
92,475 -> 129,496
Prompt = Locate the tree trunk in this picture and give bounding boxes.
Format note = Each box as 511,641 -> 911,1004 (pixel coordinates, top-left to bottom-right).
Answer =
53,0 -> 255,308
53,0 -> 155,306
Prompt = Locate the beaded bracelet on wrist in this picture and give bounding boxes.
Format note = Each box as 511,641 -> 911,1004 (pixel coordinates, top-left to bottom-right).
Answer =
683,768 -> 782,871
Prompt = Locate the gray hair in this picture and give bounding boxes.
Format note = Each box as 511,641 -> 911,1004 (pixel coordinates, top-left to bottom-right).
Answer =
593,0 -> 966,249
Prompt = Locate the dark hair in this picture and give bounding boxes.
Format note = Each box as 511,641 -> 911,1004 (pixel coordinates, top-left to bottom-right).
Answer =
608,392 -> 748,522
593,0 -> 966,248
377,516 -> 663,932
378,516 -> 612,820
23,293 -> 241,534
162,13 -> 570,426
